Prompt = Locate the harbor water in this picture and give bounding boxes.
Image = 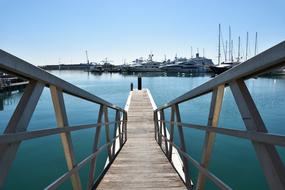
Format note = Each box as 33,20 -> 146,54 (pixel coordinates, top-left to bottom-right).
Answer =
0,71 -> 284,189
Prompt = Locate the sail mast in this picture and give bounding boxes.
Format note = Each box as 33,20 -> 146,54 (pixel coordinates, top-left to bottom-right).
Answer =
85,50 -> 90,65
225,40 -> 227,62
254,32 -> 258,56
245,32 -> 248,60
237,36 -> 240,63
218,24 -> 221,65
229,26 -> 231,62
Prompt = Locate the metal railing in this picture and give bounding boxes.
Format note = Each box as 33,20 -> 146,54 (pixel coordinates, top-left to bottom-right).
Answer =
154,41 -> 285,190
0,49 -> 127,190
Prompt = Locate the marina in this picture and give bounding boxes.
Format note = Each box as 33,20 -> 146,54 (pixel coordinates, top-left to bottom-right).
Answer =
1,1 -> 285,189
0,42 -> 285,189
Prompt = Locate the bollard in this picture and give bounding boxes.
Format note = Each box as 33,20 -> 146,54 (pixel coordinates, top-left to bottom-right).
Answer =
130,82 -> 133,91
138,76 -> 142,90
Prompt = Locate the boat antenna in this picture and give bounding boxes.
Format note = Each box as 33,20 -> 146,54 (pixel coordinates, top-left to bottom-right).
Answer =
85,50 -> 90,65
237,36 -> 241,63
246,32 -> 249,60
218,24 -> 221,65
254,32 -> 258,56
191,46 -> 193,58
203,48 -> 205,57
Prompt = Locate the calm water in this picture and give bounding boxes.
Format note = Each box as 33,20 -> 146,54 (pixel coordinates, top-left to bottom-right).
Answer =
1,71 -> 284,190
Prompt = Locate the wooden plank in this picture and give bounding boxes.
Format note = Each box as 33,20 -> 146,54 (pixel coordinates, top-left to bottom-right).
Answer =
230,80 -> 285,190
197,84 -> 224,190
50,86 -> 82,190
97,89 -> 186,189
0,81 -> 44,187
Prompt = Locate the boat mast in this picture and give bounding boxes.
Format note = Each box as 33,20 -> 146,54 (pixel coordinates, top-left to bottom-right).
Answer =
237,36 -> 240,63
218,24 -> 221,65
191,46 -> 193,58
246,32 -> 249,60
231,39 -> 234,62
225,40 -> 228,62
229,26 -> 231,62
254,32 -> 258,56
85,50 -> 90,65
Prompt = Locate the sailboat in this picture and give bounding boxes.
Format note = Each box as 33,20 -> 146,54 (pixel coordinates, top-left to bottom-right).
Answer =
210,25 -> 245,75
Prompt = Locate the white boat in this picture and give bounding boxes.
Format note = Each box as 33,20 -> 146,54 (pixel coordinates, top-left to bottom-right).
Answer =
128,54 -> 162,72
160,53 -> 214,73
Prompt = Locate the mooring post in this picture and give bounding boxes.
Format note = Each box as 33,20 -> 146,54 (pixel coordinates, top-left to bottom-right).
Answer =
130,82 -> 133,91
138,75 -> 142,90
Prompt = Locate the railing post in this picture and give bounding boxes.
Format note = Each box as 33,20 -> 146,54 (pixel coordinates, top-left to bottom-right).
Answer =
88,105 -> 104,189
158,110 -> 163,146
154,111 -> 158,142
168,106 -> 175,161
103,106 -> 112,161
230,79 -> 285,190
160,109 -> 169,155
50,86 -> 82,190
123,111 -> 127,142
174,104 -> 191,188
0,81 -> 44,187
118,111 -> 123,147
112,110 -> 121,157
196,84 -> 224,190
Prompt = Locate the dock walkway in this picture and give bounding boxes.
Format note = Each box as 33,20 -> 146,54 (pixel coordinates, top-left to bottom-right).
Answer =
97,89 -> 186,189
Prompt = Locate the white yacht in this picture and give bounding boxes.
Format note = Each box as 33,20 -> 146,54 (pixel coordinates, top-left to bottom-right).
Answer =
160,53 -> 214,73
128,54 -> 162,72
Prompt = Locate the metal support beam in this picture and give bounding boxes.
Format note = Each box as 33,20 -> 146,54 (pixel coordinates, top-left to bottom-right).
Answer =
230,80 -> 285,190
168,106 -> 175,161
112,110 -> 120,156
88,105 -> 104,189
50,86 -> 82,190
160,109 -> 169,156
103,106 -> 112,161
197,85 -> 225,190
0,81 -> 44,187
174,104 -> 191,188
123,112 -> 127,141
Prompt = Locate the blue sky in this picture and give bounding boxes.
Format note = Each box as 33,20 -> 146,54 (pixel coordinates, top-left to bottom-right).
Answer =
1,0 -> 285,65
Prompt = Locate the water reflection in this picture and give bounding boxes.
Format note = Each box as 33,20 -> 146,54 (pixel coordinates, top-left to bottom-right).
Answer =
90,71 -> 213,78
0,92 -> 22,111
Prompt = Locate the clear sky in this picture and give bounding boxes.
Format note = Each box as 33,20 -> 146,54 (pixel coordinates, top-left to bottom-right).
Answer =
1,0 -> 285,65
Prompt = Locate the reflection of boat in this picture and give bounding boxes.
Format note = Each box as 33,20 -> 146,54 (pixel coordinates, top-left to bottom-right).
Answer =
128,54 -> 162,72
160,53 -> 214,73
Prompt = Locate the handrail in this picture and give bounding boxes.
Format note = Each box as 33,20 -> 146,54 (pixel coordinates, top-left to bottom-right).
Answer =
0,50 -> 128,190
157,41 -> 285,111
154,41 -> 285,190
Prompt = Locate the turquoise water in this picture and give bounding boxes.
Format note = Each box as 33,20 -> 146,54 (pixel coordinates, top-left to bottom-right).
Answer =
0,71 -> 284,189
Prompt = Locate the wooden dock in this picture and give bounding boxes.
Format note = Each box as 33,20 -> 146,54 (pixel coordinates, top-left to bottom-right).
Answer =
97,89 -> 186,189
